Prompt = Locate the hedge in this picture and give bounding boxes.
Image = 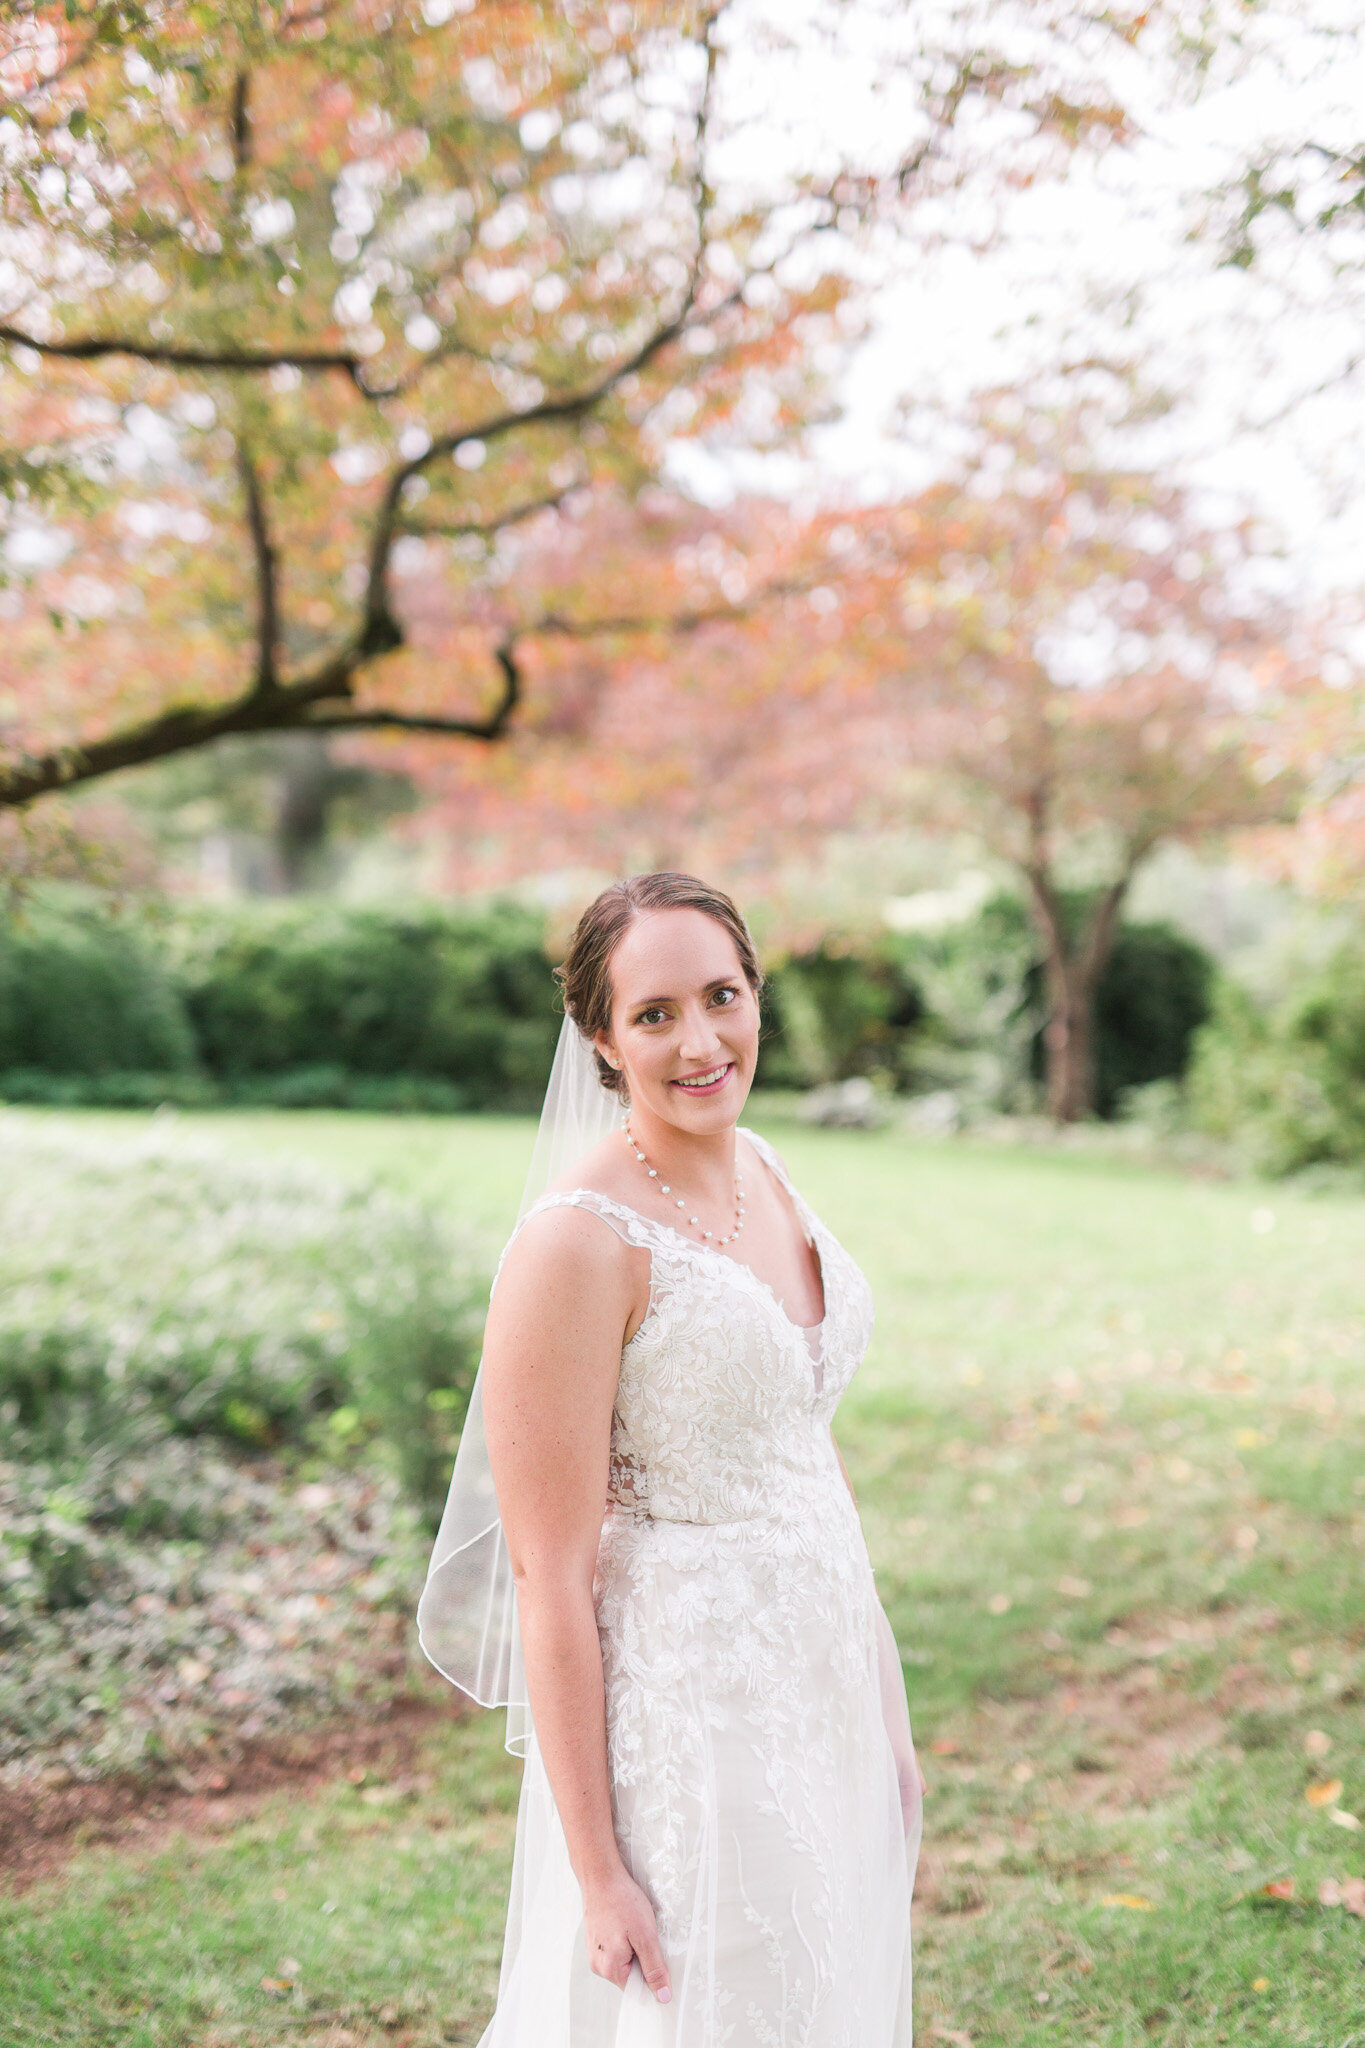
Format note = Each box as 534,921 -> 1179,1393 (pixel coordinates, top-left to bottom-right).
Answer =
1,893 -> 560,1110
1187,939 -> 1365,1173
0,896 -> 196,1075
167,898 -> 559,1107
2,888 -> 1215,1119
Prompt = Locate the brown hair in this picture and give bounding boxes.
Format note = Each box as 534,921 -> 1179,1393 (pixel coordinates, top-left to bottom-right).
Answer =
557,872 -> 764,1097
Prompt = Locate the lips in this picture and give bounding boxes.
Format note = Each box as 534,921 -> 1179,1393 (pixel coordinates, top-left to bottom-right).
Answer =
671,1062 -> 734,1096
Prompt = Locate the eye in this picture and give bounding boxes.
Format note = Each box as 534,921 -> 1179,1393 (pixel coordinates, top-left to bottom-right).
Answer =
637,1006 -> 668,1027
710,985 -> 739,1007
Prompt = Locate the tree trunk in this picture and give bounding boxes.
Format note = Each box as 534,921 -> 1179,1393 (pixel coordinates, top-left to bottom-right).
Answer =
1028,870 -> 1136,1123
1041,951 -> 1097,1122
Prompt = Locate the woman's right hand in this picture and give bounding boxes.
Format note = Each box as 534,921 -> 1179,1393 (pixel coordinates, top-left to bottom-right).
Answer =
583,1863 -> 673,2005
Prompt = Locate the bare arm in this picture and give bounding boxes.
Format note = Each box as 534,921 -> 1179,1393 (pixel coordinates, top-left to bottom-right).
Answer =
481,1208 -> 671,2004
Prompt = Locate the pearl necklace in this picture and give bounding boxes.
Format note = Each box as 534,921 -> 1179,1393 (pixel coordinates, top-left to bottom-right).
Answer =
623,1121 -> 746,1245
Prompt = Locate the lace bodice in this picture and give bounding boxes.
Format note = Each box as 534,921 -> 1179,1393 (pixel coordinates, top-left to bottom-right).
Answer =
509,1129 -> 873,1529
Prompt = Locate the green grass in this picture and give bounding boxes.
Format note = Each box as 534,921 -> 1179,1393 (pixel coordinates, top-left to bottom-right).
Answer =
4,1107 -> 1365,2046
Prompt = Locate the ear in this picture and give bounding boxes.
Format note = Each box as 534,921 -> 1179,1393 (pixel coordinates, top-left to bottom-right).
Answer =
595,1033 -> 621,1071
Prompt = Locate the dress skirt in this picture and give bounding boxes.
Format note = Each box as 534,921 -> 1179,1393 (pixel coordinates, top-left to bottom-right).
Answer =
477,1483 -> 920,2048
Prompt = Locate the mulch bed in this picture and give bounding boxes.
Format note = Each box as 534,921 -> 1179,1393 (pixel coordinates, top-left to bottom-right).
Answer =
0,1693 -> 460,1897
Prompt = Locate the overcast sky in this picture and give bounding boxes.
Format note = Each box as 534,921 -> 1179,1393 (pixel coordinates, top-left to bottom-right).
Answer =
671,0 -> 1365,603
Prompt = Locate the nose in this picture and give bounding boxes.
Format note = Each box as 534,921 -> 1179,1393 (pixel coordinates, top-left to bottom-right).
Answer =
677,1001 -> 724,1064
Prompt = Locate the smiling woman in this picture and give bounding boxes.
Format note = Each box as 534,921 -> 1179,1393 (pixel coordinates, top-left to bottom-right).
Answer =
417,872 -> 922,2048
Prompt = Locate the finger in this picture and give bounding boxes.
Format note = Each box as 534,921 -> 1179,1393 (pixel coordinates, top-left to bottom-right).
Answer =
631,1917 -> 673,2004
590,1937 -> 632,1989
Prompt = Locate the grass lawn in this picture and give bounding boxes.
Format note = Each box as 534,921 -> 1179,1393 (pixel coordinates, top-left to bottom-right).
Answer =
4,1108 -> 1364,2046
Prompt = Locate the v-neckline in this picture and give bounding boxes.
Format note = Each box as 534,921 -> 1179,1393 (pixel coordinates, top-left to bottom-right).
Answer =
566,1133 -> 829,1355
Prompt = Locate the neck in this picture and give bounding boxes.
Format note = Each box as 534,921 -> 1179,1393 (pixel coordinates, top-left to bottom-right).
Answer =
625,1103 -> 738,1201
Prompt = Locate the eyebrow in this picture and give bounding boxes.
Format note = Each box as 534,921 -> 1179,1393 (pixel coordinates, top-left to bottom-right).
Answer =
630,976 -> 736,1011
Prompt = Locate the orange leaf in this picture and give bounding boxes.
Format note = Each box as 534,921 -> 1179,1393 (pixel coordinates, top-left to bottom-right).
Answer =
1306,1779 -> 1344,1807
1101,1893 -> 1154,1911
1259,1879 -> 1295,1900
929,1738 -> 959,1756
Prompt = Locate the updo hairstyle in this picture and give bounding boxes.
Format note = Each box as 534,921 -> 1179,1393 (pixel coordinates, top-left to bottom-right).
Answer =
556,872 -> 764,1098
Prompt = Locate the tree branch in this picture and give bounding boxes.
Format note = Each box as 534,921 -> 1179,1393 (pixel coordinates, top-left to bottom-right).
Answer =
230,70 -> 251,172
236,438 -> 280,695
0,567 -> 800,808
302,639 -> 520,739
397,484 -> 580,541
356,4 -> 721,674
0,323 -> 369,387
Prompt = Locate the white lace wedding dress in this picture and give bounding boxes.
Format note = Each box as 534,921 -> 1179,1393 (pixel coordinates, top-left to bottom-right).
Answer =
478,1129 -> 921,2047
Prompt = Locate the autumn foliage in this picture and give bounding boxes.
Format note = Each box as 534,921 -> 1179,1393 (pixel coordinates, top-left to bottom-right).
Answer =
398,398 -> 1303,1116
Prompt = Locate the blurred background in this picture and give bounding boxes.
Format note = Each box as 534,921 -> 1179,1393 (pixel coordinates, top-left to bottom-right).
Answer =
2,5 -> 1363,2045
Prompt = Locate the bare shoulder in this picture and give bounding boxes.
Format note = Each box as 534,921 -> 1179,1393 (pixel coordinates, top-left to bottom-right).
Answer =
498,1198 -> 633,1296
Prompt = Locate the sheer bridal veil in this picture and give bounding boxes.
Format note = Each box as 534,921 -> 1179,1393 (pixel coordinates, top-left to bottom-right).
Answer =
417,1013 -> 625,1755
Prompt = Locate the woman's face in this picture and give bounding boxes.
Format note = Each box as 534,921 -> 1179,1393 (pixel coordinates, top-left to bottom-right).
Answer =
597,907 -> 760,1133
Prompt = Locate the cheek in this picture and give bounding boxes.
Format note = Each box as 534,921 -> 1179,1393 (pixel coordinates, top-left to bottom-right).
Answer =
728,998 -> 761,1052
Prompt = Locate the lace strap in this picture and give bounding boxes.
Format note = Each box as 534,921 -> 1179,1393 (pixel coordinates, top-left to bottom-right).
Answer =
494,1189 -> 668,1290
738,1127 -> 818,1245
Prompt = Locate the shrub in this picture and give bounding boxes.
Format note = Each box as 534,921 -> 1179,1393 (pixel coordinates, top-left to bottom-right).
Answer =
1090,920 -> 1214,1117
1187,940 -> 1365,1173
0,1445 -> 429,1776
0,1120 -> 487,1520
759,897 -> 1213,1117
0,893 -> 196,1075
758,943 -> 921,1089
167,899 -> 559,1106
0,1124 -> 485,1776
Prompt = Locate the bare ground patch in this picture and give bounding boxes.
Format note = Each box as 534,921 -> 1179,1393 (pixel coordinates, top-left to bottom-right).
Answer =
0,1692 -> 463,1897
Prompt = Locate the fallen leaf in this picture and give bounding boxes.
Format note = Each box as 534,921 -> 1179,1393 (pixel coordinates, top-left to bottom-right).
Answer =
929,1738 -> 959,1756
1306,1779 -> 1343,1807
1057,1576 -> 1091,1599
346,1767 -> 367,1786
1289,1647 -> 1315,1677
930,2028 -> 972,2047
1304,1730 -> 1331,1759
1319,1878 -> 1343,1907
278,1957 -> 301,1979
987,1593 -> 1011,1616
1101,1894 -> 1154,1911
1259,1880 -> 1295,1901
261,1977 -> 292,1996
1011,1761 -> 1035,1784
1344,1879 -> 1365,1918
1328,1808 -> 1362,1832
1252,1977 -> 1270,1992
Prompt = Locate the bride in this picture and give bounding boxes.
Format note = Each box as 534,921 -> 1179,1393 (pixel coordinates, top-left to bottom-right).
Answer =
419,871 -> 923,2046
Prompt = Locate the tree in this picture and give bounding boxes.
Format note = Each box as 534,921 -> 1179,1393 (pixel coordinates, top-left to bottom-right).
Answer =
400,396 -> 1302,1120
0,0 -> 1147,812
